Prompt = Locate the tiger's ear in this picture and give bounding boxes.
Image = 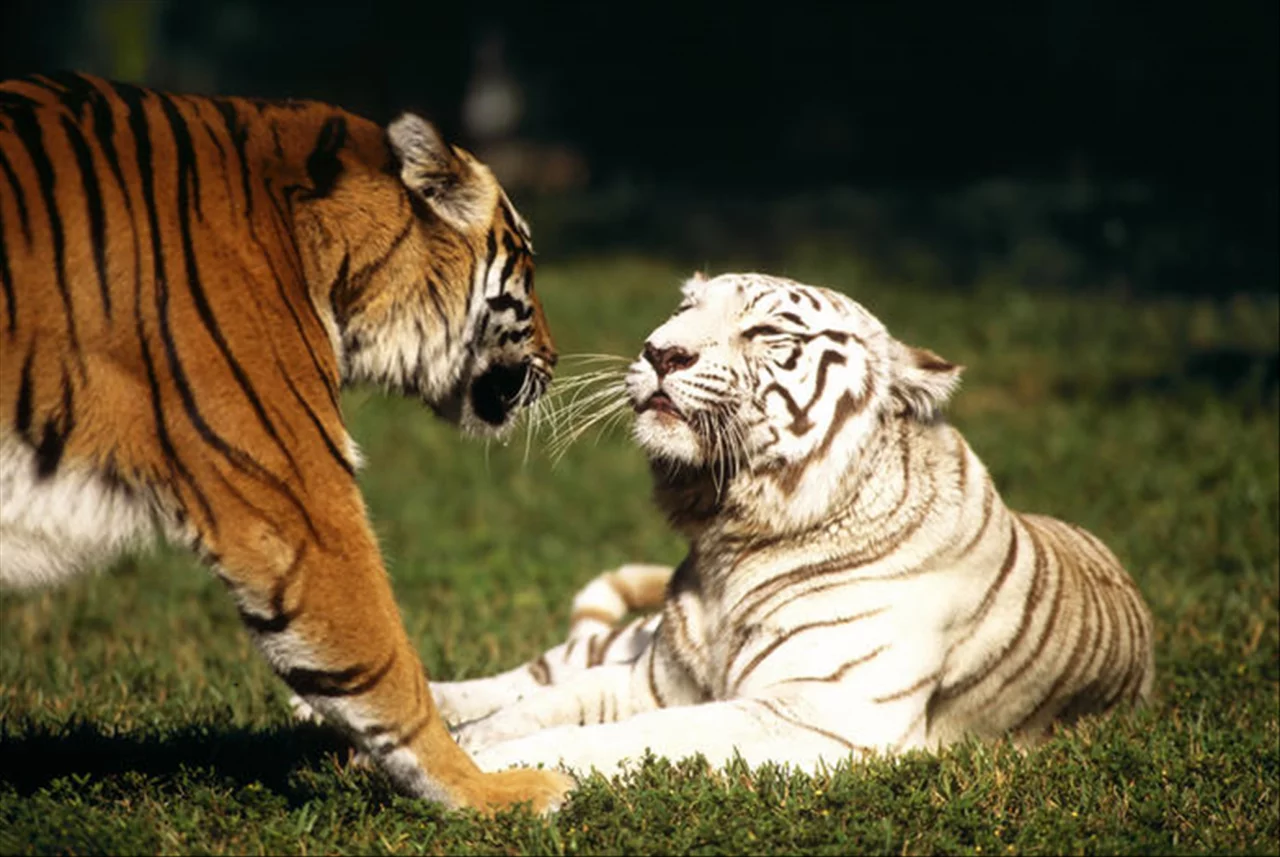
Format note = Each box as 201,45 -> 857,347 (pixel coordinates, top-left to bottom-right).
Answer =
387,113 -> 487,229
889,340 -> 963,421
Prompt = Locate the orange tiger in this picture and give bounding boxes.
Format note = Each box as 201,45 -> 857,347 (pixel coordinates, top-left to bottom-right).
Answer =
0,71 -> 571,812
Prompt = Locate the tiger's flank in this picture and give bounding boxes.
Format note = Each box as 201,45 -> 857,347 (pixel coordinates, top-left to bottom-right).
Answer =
431,272 -> 1155,778
0,72 -> 570,813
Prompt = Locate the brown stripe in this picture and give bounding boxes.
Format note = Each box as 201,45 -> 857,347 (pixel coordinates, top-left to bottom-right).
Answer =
1008,560 -> 1097,735
778,643 -> 890,687
749,698 -> 871,755
954,476 -> 997,559
992,522 -> 1068,695
646,647 -> 668,708
937,518 -> 1047,701
952,426 -> 969,495
527,654 -> 552,686
872,669 -> 941,704
734,505 -> 933,624
1104,588 -> 1148,708
1090,567 -> 1128,704
731,608 -> 888,692
587,624 -> 627,668
614,567 -> 672,610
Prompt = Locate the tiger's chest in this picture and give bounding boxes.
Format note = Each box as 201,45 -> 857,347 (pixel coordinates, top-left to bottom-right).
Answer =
0,433 -> 161,589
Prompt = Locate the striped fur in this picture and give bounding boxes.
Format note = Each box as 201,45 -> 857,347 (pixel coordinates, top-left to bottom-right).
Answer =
0,72 -> 571,812
434,272 -> 1155,778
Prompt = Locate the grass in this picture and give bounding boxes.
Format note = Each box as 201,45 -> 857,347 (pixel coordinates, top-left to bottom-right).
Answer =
2,246 -> 1277,855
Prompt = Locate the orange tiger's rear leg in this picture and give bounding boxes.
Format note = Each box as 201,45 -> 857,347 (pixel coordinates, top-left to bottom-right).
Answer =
208,490 -> 574,814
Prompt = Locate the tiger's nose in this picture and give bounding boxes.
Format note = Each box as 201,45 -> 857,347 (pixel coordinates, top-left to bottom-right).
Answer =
643,342 -> 699,377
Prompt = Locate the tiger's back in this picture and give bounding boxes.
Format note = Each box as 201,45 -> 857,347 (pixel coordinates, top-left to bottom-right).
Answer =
1,74 -> 365,587
928,507 -> 1155,746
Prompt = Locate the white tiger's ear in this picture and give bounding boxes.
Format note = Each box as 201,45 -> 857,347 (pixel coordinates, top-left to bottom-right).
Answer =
889,339 -> 963,421
387,113 -> 487,229
681,271 -> 710,298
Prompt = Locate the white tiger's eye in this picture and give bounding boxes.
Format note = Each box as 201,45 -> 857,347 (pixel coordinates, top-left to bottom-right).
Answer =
742,324 -> 785,339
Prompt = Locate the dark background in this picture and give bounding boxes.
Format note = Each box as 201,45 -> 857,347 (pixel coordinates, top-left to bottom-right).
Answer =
2,0 -> 1275,295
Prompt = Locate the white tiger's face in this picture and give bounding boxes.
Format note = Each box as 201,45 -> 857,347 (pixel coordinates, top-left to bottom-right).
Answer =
627,273 -> 887,467
627,273 -> 961,522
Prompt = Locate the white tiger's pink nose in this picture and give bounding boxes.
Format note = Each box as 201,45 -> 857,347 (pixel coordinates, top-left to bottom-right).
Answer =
643,342 -> 699,378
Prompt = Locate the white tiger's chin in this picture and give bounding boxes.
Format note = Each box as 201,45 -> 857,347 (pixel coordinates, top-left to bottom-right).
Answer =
632,411 -> 705,465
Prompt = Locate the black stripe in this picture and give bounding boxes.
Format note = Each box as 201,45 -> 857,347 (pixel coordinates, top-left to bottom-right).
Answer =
14,346 -> 34,437
116,81 -> 228,534
0,199 -> 13,333
498,232 -> 520,289
350,216 -> 413,284
7,103 -> 82,356
482,229 -> 498,285
212,99 -> 254,220
79,78 -> 136,231
137,325 -> 217,534
238,541 -> 309,634
33,371 -> 74,477
485,292 -> 534,321
59,114 -> 111,319
424,263 -> 453,347
0,147 -> 32,245
156,93 -> 308,486
303,115 -> 346,199
216,100 -> 340,411
284,649 -> 398,699
281,370 -> 355,477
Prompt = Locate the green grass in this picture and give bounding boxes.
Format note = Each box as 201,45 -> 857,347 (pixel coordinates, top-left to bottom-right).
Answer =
2,250 -> 1277,855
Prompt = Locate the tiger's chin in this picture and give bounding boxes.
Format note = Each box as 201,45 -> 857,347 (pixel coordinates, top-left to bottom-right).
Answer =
632,410 -> 705,466
434,360 -> 550,437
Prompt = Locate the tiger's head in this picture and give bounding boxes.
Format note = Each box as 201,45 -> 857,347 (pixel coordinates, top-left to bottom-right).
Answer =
299,112 -> 555,435
626,272 -> 962,533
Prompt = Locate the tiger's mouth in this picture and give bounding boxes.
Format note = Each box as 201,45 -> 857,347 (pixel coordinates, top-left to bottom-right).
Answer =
635,390 -> 684,420
470,359 -> 550,427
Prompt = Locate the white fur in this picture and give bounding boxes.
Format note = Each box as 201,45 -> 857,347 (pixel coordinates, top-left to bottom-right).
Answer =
439,273 -> 1153,779
0,431 -> 164,589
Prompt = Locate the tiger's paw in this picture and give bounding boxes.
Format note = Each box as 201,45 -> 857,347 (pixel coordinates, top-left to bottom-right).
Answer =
290,693 -> 324,724
468,766 -> 578,816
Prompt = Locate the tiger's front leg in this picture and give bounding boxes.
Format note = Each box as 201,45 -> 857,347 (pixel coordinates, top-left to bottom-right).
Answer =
432,613 -> 661,726
451,643 -> 688,754
207,479 -> 572,814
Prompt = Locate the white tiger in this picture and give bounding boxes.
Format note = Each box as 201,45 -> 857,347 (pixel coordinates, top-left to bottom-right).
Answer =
432,271 -> 1155,778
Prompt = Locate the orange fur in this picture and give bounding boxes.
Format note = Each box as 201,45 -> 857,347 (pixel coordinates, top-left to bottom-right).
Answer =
0,72 -> 568,812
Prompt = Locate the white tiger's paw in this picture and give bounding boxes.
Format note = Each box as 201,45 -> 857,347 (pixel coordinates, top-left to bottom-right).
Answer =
452,711 -> 540,754
470,728 -> 597,777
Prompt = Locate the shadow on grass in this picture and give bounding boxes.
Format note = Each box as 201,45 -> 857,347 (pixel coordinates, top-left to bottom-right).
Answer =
0,719 -> 357,801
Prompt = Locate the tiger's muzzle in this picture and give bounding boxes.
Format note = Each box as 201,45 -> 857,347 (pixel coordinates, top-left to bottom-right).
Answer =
469,354 -> 554,427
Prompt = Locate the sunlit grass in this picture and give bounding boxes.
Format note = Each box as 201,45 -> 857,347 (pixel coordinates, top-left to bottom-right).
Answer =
2,251 -> 1276,855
